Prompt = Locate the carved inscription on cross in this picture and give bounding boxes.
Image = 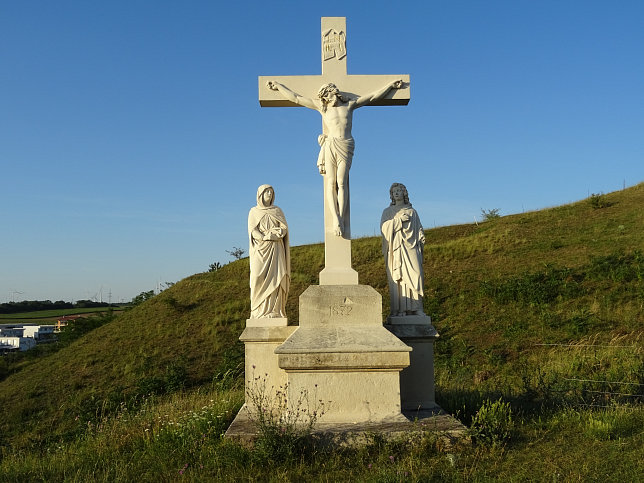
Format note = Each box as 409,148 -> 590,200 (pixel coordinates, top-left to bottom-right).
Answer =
259,17 -> 410,285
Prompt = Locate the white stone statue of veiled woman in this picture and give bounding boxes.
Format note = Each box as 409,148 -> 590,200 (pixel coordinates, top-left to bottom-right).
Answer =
381,183 -> 426,318
248,184 -> 290,319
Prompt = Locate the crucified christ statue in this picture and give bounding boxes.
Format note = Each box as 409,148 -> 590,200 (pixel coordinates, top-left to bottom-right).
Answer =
267,79 -> 404,237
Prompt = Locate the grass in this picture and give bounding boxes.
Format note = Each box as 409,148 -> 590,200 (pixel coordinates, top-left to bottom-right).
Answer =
0,183 -> 643,480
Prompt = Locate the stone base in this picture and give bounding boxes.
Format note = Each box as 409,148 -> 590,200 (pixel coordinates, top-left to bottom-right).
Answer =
385,319 -> 439,411
245,317 -> 288,328
275,285 -> 411,423
387,314 -> 432,325
240,323 -> 297,410
225,404 -> 469,450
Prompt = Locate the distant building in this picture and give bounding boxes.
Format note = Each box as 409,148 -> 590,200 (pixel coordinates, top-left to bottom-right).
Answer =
56,315 -> 81,332
0,325 -> 55,353
22,325 -> 56,341
0,332 -> 36,352
0,326 -> 25,338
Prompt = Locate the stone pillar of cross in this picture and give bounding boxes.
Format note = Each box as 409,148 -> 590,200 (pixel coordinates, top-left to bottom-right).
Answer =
259,17 -> 410,285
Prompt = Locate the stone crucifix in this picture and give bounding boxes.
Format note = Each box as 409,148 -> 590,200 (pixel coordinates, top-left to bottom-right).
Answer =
259,17 -> 410,285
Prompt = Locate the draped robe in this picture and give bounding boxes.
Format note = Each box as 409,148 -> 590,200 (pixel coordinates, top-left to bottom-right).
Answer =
381,203 -> 425,316
248,187 -> 290,318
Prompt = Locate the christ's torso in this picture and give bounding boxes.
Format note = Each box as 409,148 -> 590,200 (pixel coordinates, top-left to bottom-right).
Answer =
321,102 -> 354,139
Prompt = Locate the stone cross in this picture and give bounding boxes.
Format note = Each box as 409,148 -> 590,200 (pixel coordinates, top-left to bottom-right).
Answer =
259,17 -> 410,285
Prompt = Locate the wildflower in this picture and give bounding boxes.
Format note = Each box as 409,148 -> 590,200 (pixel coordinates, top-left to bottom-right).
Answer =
367,463 -> 372,469
389,455 -> 395,463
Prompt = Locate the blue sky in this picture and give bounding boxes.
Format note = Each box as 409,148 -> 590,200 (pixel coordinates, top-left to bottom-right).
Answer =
2,1 -> 643,303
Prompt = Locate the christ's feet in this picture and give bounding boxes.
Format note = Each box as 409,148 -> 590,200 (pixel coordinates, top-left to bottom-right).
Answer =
334,220 -> 343,236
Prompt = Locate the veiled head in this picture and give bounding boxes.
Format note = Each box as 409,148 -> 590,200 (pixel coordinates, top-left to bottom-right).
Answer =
256,184 -> 275,208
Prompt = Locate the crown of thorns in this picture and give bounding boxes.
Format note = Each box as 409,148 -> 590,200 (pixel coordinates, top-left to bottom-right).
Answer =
318,83 -> 339,99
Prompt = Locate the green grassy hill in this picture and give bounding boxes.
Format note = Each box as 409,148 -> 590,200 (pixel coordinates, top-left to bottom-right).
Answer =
0,184 -> 642,480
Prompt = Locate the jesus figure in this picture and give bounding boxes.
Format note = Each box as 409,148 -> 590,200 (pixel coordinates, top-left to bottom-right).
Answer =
267,79 -> 404,237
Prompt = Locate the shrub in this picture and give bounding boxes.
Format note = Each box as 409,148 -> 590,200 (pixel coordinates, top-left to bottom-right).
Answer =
589,192 -> 610,209
481,208 -> 501,221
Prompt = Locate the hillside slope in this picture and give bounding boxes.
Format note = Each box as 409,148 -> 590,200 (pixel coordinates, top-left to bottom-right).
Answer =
0,183 -> 642,453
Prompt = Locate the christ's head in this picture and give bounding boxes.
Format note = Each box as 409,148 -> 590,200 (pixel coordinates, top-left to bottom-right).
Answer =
318,83 -> 347,110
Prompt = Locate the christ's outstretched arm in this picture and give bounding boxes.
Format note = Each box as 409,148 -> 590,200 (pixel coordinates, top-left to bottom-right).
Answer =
354,79 -> 404,108
267,81 -> 318,110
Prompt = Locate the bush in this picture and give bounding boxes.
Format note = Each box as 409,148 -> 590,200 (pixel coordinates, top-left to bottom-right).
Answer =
589,192 -> 610,209
481,208 -> 501,221
470,398 -> 514,447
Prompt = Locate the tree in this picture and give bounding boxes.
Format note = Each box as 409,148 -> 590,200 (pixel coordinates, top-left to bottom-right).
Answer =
130,290 -> 155,307
226,246 -> 246,260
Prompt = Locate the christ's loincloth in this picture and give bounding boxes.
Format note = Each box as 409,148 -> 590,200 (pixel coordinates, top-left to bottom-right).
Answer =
317,135 -> 355,173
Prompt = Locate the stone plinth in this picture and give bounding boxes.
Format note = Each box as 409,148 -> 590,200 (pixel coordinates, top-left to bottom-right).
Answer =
225,406 -> 469,449
240,318 -> 297,410
385,315 -> 439,410
275,285 -> 411,423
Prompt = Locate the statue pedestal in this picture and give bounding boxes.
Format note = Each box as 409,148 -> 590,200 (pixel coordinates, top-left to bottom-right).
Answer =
275,285 -> 410,423
385,315 -> 439,410
240,318 -> 297,411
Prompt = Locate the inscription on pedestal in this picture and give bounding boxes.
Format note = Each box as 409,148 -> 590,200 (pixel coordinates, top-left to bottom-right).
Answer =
330,304 -> 352,317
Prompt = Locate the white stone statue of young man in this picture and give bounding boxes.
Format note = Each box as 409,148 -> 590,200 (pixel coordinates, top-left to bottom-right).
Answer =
267,79 -> 404,237
381,183 -> 426,317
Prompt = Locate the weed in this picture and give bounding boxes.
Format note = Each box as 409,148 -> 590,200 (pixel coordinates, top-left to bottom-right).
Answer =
212,340 -> 244,390
246,372 -> 327,464
470,398 -> 514,447
584,407 -> 643,440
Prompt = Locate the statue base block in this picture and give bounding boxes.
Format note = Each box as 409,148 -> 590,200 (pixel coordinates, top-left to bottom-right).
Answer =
245,317 -> 288,328
275,285 -> 411,423
240,322 -> 297,411
385,317 -> 439,410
